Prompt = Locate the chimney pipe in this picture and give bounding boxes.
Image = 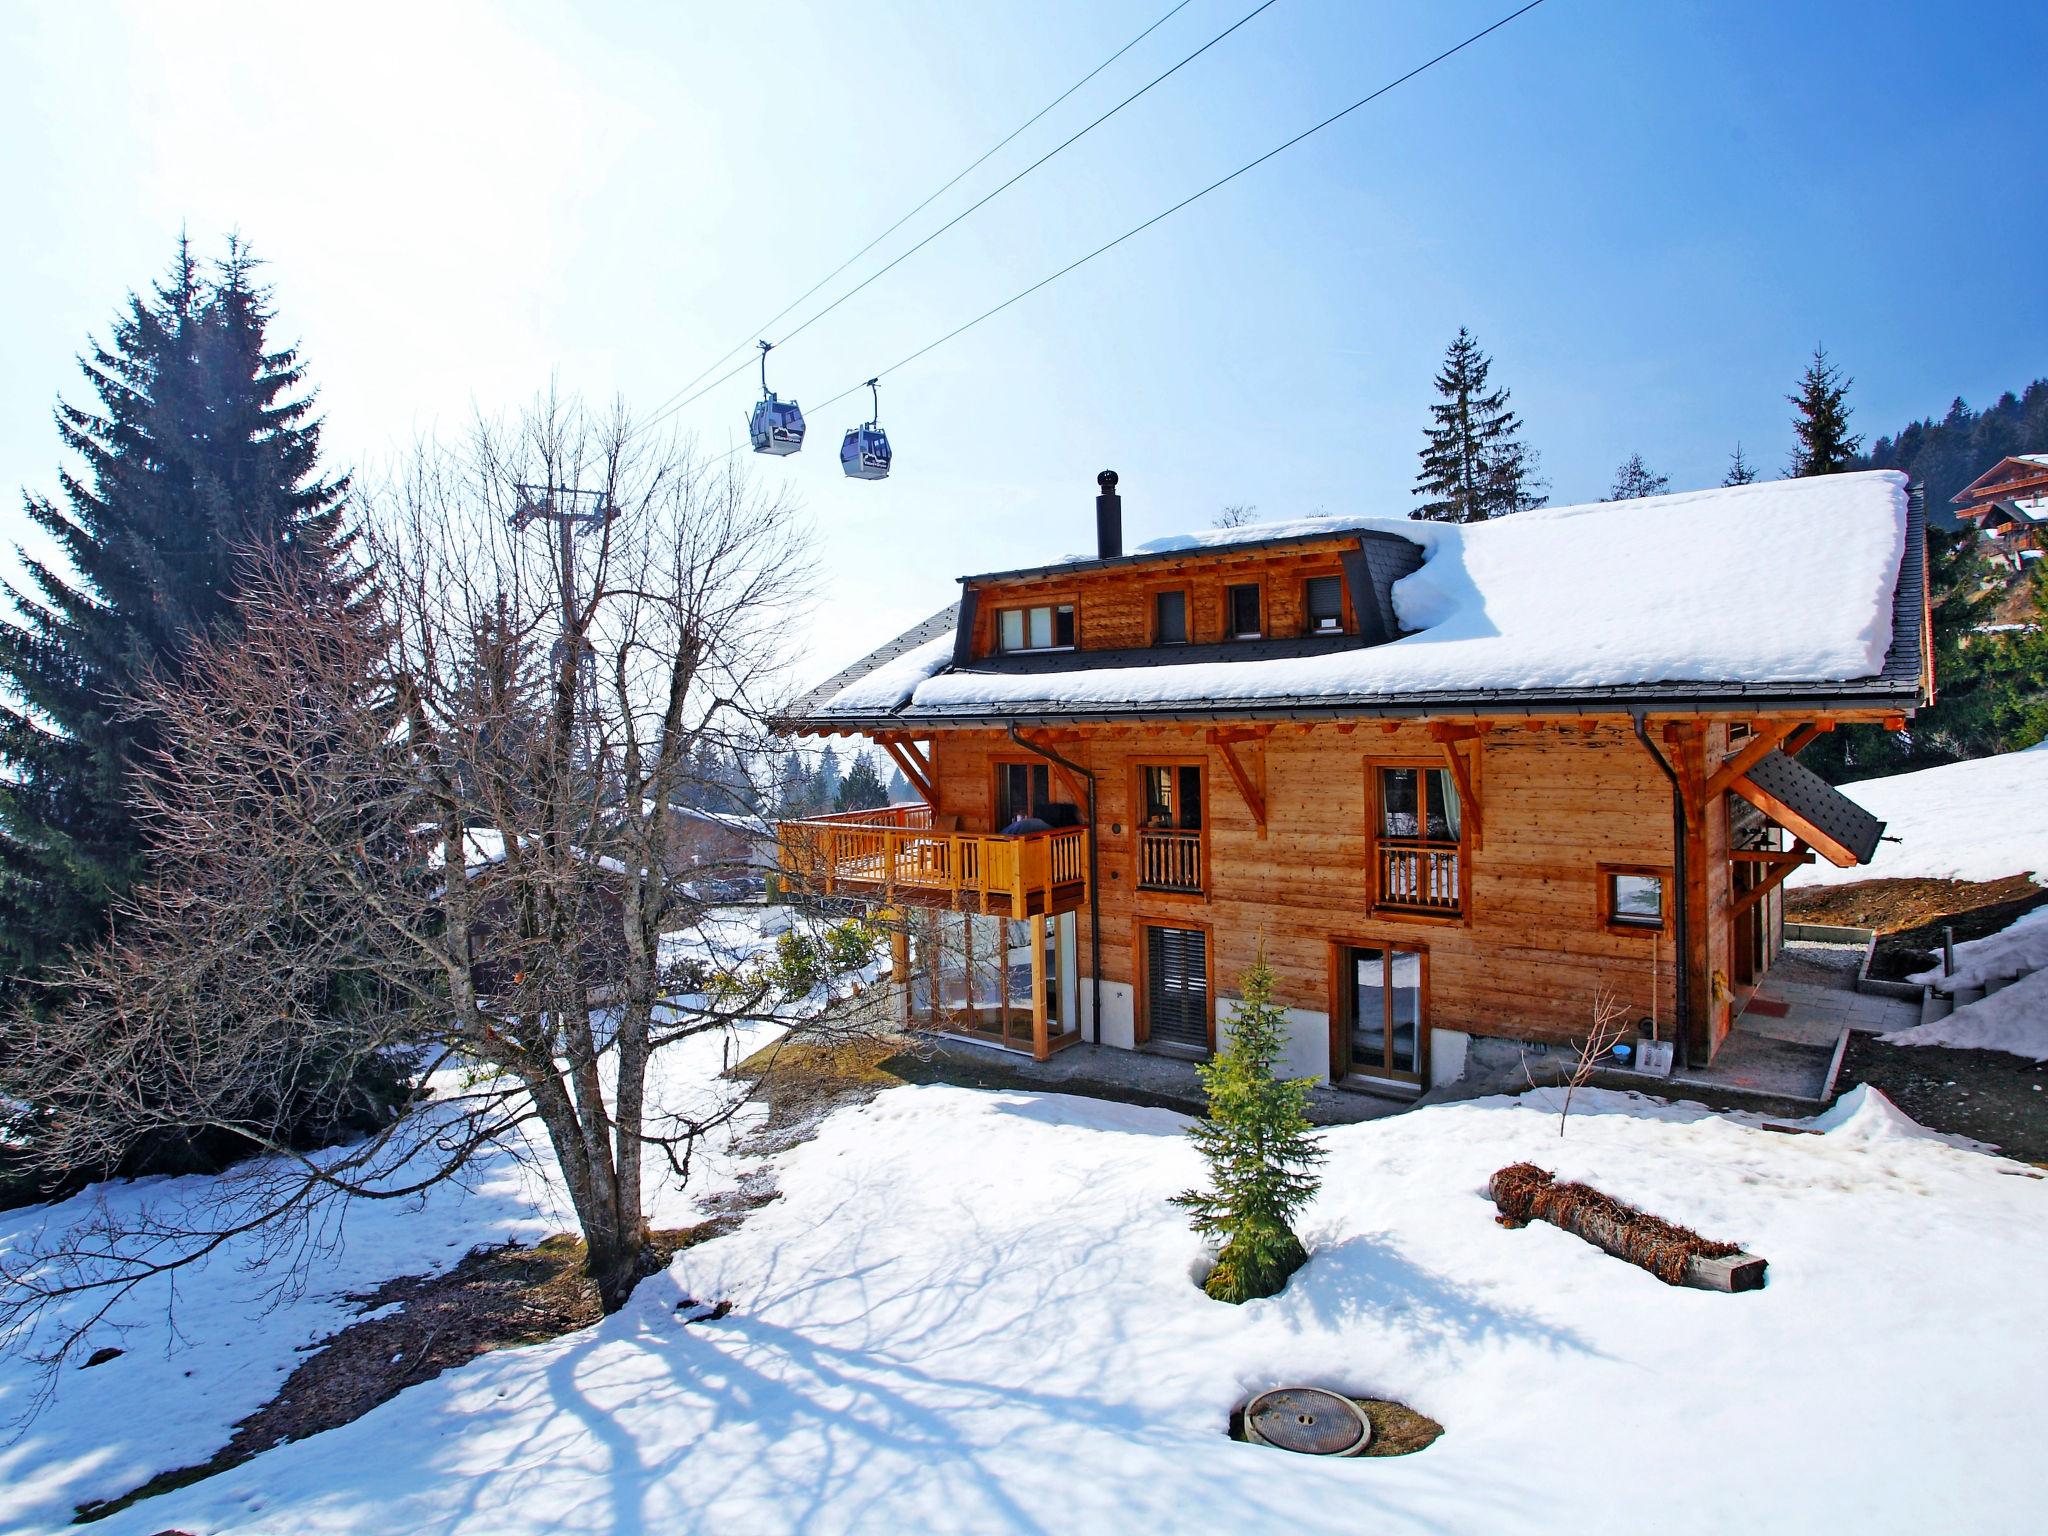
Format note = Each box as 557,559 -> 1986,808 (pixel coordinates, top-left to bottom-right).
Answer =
1095,469 -> 1122,560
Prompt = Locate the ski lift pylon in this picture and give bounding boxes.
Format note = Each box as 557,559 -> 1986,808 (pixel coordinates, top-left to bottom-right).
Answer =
748,340 -> 805,456
840,377 -> 891,481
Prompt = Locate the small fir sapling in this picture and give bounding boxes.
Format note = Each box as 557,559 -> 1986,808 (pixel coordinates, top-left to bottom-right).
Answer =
1172,958 -> 1327,1303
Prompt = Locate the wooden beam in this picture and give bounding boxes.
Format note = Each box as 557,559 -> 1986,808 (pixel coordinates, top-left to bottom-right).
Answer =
1704,721 -> 1796,802
1732,842 -> 1814,919
1016,731 -> 1090,812
1729,848 -> 1811,865
1783,720 -> 1834,757
1207,729 -> 1267,834
1727,776 -> 1864,869
877,738 -> 936,810
1437,737 -> 1483,849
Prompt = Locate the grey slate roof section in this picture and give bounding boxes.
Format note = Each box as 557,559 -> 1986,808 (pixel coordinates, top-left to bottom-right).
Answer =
783,486 -> 1929,732
1342,534 -> 1424,644
1741,749 -> 1887,864
958,525 -> 1423,586
779,602 -> 958,727
951,632 -> 1371,679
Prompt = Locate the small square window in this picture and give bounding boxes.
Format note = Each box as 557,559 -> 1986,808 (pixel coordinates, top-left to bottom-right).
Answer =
1608,871 -> 1665,928
1227,583 -> 1262,639
1305,575 -> 1343,633
1154,590 -> 1188,645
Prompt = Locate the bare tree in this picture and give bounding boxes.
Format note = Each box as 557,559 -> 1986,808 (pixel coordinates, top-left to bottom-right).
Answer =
1214,503 -> 1258,529
1555,987 -> 1633,1135
0,396 -> 885,1381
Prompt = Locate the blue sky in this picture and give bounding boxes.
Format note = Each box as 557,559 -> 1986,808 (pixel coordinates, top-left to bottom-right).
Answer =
3,0 -> 2043,682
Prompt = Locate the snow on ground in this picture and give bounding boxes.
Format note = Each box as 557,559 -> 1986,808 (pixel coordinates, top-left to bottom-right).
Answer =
1874,905 -> 2048,1060
823,472 -> 1909,715
53,1081 -> 2044,1536
1791,738 -> 2048,889
0,910 -> 787,1535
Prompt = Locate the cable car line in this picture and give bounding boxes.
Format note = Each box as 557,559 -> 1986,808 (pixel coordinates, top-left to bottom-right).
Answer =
671,0 -> 1552,482
637,0 -> 1287,438
639,0 -> 1199,428
802,0 -> 1553,422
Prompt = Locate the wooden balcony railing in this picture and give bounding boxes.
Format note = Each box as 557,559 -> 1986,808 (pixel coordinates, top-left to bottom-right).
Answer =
778,804 -> 1088,915
1375,838 -> 1462,914
1137,828 -> 1203,893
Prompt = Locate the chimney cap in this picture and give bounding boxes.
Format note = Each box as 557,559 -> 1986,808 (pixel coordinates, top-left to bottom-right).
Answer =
1097,469 -> 1118,492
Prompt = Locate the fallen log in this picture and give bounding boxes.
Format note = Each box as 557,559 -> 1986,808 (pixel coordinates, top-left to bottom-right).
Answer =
1489,1164 -> 1767,1292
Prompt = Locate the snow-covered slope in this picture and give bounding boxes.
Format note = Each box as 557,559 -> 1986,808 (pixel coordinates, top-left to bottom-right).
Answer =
66,1083 -> 2044,1536
1790,738 -> 2048,889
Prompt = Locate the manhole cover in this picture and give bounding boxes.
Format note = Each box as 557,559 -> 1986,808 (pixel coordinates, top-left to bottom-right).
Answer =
1243,1387 -> 1372,1456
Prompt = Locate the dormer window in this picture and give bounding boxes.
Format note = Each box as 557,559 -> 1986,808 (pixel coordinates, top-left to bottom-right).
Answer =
1153,590 -> 1188,646
998,603 -> 1076,653
1227,583 -> 1263,640
1305,575 -> 1344,634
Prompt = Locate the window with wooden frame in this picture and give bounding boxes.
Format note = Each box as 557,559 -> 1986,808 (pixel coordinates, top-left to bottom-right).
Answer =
1151,588 -> 1189,646
995,601 -> 1076,653
1599,864 -> 1669,934
1331,941 -> 1427,1085
1303,573 -> 1345,635
1135,761 -> 1204,893
993,760 -> 1052,830
1140,921 -> 1211,1055
1369,762 -> 1465,917
1226,582 -> 1263,640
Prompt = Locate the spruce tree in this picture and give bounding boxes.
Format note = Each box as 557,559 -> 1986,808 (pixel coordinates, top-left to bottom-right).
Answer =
1723,443 -> 1758,486
1608,453 -> 1670,500
835,750 -> 889,812
1787,345 -> 1864,477
0,239 -> 360,988
1172,957 -> 1326,1304
1412,328 -> 1543,522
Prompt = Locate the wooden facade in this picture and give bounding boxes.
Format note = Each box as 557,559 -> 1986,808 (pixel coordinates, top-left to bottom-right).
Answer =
778,483 -> 1925,1084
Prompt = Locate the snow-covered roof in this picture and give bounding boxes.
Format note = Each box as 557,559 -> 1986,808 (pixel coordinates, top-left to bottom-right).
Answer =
794,471 -> 1923,728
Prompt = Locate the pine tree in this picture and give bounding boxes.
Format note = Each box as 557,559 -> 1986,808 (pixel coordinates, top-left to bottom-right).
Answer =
1412,328 -> 1544,523
809,745 -> 842,810
885,767 -> 913,804
1723,443 -> 1758,486
0,240 -> 360,986
1172,957 -> 1327,1304
1787,345 -> 1864,477
835,750 -> 889,812
1608,453 -> 1670,501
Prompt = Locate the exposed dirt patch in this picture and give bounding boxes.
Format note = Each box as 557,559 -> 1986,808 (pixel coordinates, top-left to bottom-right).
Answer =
1228,1396 -> 1444,1457
74,1225 -> 727,1523
1489,1164 -> 1741,1285
1835,1035 -> 2048,1164
76,1035 -> 911,1525
1787,875 -> 2048,981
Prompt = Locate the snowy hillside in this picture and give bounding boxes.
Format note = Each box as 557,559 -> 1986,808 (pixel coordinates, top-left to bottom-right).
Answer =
28,1083 -> 2042,1536
1791,739 -> 2048,889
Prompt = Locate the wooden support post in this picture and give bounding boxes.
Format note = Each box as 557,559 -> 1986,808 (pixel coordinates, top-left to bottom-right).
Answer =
1782,720 -> 1833,758
1434,737 -> 1483,849
1207,729 -> 1268,834
1030,913 -> 1049,1061
1704,721 -> 1796,802
1730,842 -> 1814,919
878,737 -> 936,810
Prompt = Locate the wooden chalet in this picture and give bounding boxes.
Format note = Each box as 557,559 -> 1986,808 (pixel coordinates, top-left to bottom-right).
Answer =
1952,453 -> 2048,566
775,470 -> 1929,1095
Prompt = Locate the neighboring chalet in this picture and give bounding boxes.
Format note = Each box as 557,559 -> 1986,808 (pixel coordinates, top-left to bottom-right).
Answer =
651,802 -> 774,902
1952,454 -> 2048,569
775,470 -> 1928,1096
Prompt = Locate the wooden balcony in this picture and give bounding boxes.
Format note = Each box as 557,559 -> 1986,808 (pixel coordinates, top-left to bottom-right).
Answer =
1137,828 -> 1203,894
1375,838 -> 1462,915
777,803 -> 1089,917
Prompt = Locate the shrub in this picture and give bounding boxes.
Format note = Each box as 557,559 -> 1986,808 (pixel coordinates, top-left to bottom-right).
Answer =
770,930 -> 824,998
1172,956 -> 1326,1303
825,918 -> 878,973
